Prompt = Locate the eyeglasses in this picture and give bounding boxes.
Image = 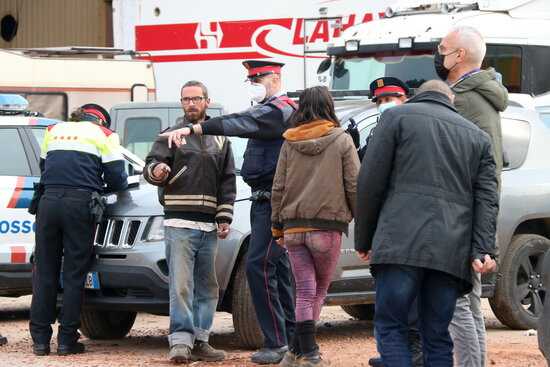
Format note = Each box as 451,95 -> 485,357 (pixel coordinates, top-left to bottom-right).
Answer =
437,44 -> 459,55
180,96 -> 206,104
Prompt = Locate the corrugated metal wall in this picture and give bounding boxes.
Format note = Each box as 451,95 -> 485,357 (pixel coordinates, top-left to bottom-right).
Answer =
0,0 -> 112,48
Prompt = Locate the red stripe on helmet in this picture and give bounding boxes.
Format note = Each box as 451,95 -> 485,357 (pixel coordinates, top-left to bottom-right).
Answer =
84,108 -> 106,123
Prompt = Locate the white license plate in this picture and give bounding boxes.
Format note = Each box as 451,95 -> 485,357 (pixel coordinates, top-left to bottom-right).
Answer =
84,272 -> 100,290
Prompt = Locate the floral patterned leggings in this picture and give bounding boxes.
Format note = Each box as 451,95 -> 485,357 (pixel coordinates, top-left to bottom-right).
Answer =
284,230 -> 342,322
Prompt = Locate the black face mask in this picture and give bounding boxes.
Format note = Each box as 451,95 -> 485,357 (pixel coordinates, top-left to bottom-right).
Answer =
434,52 -> 450,80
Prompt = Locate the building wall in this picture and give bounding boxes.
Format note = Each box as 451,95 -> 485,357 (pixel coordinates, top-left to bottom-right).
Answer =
0,0 -> 112,48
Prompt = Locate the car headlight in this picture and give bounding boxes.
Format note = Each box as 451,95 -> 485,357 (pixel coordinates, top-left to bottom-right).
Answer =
145,216 -> 165,241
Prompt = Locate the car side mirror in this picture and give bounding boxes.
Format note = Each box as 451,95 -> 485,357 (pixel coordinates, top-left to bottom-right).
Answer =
502,150 -> 510,168
128,163 -> 143,176
317,58 -> 332,74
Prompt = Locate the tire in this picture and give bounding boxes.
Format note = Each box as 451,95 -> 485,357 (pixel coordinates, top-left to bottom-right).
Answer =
489,234 -> 550,329
232,256 -> 264,349
80,308 -> 137,339
341,304 -> 375,320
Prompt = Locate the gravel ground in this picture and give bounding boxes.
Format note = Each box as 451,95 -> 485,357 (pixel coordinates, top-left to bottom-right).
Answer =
0,295 -> 545,366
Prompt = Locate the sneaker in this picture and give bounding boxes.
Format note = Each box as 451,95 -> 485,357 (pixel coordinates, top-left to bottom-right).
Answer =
280,350 -> 303,367
190,341 -> 227,362
169,344 -> 191,364
302,350 -> 330,367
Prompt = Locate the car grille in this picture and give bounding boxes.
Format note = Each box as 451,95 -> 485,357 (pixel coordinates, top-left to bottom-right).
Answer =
94,219 -> 143,249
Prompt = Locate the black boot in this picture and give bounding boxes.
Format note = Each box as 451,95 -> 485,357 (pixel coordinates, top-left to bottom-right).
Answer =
408,331 -> 423,367
296,320 -> 329,367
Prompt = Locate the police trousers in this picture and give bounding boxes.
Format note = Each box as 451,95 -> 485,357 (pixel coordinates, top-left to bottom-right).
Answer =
245,199 -> 295,348
30,189 -> 95,345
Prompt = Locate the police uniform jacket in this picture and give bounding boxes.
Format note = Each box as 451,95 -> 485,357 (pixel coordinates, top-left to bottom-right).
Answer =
144,117 -> 236,224
40,120 -> 128,192
199,93 -> 296,190
354,91 -> 499,293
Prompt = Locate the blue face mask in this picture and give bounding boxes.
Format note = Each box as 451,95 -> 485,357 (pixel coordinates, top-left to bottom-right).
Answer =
378,101 -> 397,116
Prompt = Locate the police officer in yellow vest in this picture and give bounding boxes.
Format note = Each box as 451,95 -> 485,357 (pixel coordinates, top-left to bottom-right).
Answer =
30,104 -> 128,356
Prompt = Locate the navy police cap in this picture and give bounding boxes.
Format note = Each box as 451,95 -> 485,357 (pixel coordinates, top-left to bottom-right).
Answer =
243,60 -> 285,80
369,77 -> 409,102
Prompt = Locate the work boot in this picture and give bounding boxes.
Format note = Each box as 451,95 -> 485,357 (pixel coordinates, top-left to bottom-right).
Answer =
302,349 -> 329,367
190,340 -> 227,361
57,342 -> 84,355
169,344 -> 191,364
408,332 -> 423,367
280,350 -> 303,367
33,343 -> 50,356
0,333 -> 7,346
251,345 -> 288,364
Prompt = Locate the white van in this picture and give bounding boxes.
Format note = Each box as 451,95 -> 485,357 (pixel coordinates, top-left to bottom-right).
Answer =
0,47 -> 156,121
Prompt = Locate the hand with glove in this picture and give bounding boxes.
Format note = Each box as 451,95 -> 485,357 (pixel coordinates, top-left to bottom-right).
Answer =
346,118 -> 360,149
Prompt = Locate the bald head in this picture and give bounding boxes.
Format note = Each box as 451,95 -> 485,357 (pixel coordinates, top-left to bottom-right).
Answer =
418,80 -> 454,101
439,25 -> 486,83
450,26 -> 486,67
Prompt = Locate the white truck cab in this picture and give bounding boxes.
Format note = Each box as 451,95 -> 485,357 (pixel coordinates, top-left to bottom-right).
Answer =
325,0 -> 550,96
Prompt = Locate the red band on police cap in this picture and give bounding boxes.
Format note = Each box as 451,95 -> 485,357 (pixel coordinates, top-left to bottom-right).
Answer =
374,86 -> 406,97
84,108 -> 106,122
248,65 -> 281,77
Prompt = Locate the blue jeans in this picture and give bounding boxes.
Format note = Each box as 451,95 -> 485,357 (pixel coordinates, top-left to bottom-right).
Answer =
165,227 -> 219,348
374,264 -> 459,367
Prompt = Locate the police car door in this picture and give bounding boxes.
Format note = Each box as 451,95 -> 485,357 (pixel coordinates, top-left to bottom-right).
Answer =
0,116 -> 44,294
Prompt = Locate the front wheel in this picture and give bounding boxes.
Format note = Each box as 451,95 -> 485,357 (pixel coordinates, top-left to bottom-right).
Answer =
231,255 -> 264,349
489,234 -> 549,329
341,304 -> 375,320
80,308 -> 137,339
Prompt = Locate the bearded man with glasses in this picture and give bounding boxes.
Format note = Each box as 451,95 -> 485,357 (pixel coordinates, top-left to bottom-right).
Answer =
144,80 -> 236,364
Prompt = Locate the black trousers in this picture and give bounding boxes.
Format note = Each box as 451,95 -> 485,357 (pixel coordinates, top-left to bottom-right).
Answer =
245,199 -> 295,348
30,189 -> 95,345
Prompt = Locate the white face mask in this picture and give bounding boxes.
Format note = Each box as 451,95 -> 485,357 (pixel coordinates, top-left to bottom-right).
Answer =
378,101 -> 397,116
248,82 -> 267,103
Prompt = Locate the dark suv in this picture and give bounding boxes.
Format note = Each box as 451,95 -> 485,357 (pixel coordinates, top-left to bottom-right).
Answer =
79,96 -> 550,348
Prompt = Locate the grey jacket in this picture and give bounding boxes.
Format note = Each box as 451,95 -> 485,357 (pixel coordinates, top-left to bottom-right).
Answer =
354,91 -> 499,293
452,67 -> 508,180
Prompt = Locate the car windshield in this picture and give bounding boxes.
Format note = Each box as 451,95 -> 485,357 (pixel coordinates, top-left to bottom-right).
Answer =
330,51 -> 439,90
228,137 -> 247,174
330,45 -> 523,93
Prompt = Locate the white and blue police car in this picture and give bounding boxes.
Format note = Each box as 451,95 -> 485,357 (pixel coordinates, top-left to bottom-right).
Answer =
0,94 -> 62,296
0,94 -> 144,297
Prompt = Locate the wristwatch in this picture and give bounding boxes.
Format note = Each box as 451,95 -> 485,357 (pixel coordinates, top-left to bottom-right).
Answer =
184,122 -> 195,135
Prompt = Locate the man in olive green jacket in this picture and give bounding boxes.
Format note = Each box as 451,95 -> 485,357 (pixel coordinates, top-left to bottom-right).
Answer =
435,25 -> 508,367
